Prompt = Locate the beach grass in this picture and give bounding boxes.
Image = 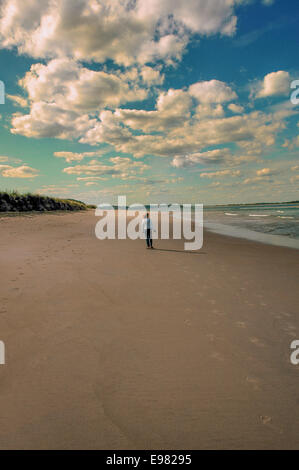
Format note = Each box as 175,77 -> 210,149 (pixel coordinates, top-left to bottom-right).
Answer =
0,190 -> 95,212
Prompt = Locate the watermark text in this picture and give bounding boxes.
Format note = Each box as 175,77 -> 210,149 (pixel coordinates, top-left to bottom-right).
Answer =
95,196 -> 203,251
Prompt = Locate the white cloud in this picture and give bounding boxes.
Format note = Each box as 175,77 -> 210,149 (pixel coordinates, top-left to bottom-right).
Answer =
282,135 -> 299,150
11,58 -> 161,139
195,103 -> 225,118
200,169 -> 240,178
0,0 -> 244,65
0,164 -> 39,178
106,108 -> 286,159
13,71 -> 288,165
228,103 -> 244,114
19,58 -> 147,112
7,94 -> 28,108
11,102 -> 95,139
290,174 -> 299,183
172,149 -> 233,167
114,88 -> 192,134
54,150 -> 108,162
256,167 -> 272,176
243,176 -> 272,184
77,176 -> 108,181
243,167 -> 278,184
140,66 -> 164,85
256,71 -> 290,98
189,80 -> 237,103
63,156 -> 149,179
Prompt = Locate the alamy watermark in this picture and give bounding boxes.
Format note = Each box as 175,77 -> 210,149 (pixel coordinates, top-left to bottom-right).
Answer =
0,80 -> 5,104
290,80 -> 299,105
290,340 -> 299,366
95,196 -> 203,250
0,341 -> 5,365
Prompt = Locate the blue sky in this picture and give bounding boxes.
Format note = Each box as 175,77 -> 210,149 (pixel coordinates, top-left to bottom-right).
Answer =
0,0 -> 298,205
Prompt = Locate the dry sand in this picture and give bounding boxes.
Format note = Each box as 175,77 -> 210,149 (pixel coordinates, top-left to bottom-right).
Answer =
0,210 -> 298,449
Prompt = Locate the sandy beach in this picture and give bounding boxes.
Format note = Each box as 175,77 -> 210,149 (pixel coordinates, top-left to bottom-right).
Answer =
0,210 -> 298,450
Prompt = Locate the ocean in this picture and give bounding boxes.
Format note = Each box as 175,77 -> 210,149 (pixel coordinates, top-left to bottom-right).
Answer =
203,203 -> 299,250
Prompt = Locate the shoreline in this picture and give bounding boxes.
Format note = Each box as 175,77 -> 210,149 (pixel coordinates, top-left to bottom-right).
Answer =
204,221 -> 299,250
3,208 -> 298,251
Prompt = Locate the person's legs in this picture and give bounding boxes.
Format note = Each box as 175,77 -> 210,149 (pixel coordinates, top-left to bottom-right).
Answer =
149,229 -> 153,249
146,229 -> 151,248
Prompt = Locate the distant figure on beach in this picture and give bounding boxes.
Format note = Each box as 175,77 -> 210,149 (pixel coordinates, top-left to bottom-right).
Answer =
142,213 -> 155,249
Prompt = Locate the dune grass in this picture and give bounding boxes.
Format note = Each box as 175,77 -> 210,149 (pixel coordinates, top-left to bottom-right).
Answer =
0,190 -> 95,212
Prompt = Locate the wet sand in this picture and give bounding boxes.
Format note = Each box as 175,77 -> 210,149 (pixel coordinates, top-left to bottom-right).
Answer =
0,210 -> 298,449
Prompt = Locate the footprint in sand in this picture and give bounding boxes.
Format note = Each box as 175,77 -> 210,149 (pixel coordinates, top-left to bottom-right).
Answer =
207,333 -> 215,341
259,415 -> 272,425
281,312 -> 292,318
284,324 -> 297,338
259,415 -> 283,434
246,376 -> 261,391
210,351 -> 224,362
250,337 -> 265,347
213,309 -> 226,316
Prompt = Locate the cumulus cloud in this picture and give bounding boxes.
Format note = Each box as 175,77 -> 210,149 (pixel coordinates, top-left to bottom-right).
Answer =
140,66 -> 164,85
63,156 -> 149,180
228,103 -> 244,114
256,71 -> 290,98
0,0 -> 244,65
19,58 -> 147,112
11,63 -> 290,168
189,80 -> 237,103
200,169 -> 240,178
114,88 -> 192,134
256,167 -> 273,176
171,149 -> 233,167
282,135 -> 299,150
103,108 -> 286,159
7,94 -> 28,108
243,167 -> 278,184
11,102 -> 95,140
54,150 -> 108,162
10,58 -> 165,139
8,57 -> 149,140
0,164 -> 39,178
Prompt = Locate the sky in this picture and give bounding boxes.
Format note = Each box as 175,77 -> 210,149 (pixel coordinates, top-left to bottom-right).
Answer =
0,0 -> 298,205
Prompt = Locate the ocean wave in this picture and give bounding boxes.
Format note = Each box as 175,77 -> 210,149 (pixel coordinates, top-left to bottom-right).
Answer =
249,214 -> 270,217
204,222 -> 299,250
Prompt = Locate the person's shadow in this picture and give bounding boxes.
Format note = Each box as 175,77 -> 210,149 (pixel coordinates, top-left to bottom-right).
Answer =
153,248 -> 206,255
